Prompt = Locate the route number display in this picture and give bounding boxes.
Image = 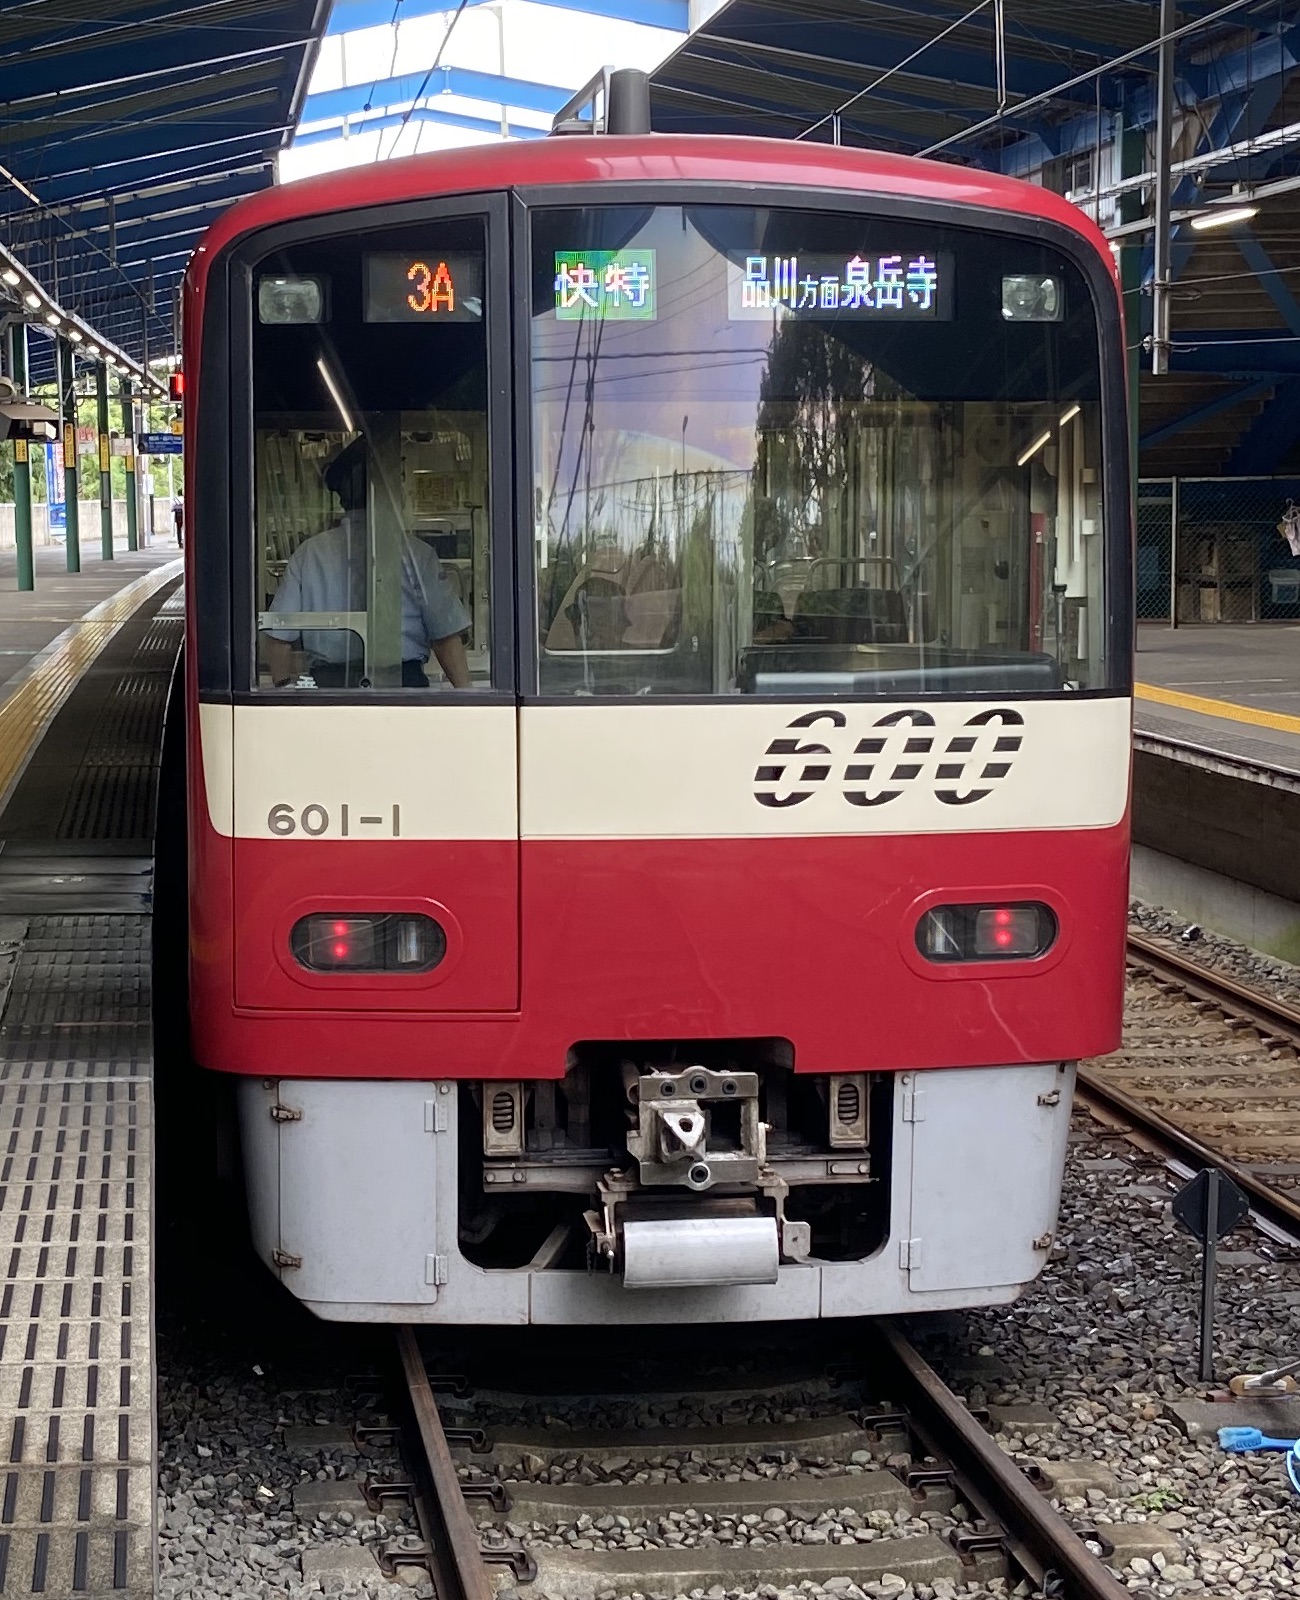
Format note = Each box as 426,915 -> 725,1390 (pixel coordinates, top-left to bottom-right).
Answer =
364,252 -> 484,323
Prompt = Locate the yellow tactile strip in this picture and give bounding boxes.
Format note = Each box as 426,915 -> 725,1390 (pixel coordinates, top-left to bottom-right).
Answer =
1136,680 -> 1300,738
0,562 -> 183,815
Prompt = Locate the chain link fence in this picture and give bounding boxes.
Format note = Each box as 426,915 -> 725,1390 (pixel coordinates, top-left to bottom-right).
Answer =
1136,476 -> 1300,624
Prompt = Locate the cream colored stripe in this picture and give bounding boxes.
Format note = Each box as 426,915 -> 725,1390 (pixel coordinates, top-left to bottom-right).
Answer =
0,560 -> 183,815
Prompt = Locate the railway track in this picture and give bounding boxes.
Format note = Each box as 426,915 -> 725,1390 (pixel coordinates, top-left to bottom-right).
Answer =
1075,931 -> 1300,1240
387,1323 -> 1133,1600
373,929 -> 1300,1600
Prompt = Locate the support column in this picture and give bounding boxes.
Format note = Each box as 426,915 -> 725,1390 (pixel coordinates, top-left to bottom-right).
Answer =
1119,116 -> 1144,484
9,323 -> 34,592
97,360 -> 113,560
1150,0 -> 1176,376
121,381 -> 139,551
58,338 -> 80,573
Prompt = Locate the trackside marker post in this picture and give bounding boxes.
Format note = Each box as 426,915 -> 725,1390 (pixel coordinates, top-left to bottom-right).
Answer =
1172,1168 -> 1249,1382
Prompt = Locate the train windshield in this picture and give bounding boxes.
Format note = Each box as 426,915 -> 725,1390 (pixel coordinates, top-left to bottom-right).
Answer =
530,204 -> 1110,697
250,216 -> 491,692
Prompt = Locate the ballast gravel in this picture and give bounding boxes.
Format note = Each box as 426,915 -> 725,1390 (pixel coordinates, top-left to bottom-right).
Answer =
911,1117 -> 1300,1599
1129,897 -> 1300,1007
155,1267 -> 421,1600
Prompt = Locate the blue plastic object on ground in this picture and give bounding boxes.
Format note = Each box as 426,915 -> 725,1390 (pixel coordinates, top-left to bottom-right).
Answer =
1218,1426 -> 1297,1451
1218,1426 -> 1300,1493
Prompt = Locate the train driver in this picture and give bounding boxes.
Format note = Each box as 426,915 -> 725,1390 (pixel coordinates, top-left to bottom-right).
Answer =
262,437 -> 472,690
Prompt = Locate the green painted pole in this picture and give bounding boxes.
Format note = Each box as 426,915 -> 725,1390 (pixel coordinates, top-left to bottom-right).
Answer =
121,382 -> 139,551
97,360 -> 113,559
10,323 -> 34,592
58,338 -> 80,573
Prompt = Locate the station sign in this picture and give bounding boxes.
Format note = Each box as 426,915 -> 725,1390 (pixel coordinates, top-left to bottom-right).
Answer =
137,432 -> 183,456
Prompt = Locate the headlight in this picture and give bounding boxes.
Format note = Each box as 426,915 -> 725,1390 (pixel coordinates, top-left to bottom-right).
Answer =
1001,275 -> 1063,322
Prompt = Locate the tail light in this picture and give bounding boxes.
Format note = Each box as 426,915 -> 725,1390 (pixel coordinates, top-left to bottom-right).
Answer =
290,913 -> 445,973
917,903 -> 1056,964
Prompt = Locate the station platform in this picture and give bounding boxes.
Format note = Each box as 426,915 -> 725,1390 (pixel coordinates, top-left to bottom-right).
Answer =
1135,621 -> 1300,777
0,550 -> 182,1598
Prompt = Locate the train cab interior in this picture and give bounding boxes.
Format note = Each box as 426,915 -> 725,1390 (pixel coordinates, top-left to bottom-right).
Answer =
254,416 -> 492,688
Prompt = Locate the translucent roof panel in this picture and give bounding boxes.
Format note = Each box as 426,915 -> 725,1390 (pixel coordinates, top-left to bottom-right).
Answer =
280,0 -> 688,180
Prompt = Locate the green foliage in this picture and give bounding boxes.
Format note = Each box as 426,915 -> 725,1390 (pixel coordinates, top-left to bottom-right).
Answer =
1130,1489 -> 1183,1512
0,386 -> 148,507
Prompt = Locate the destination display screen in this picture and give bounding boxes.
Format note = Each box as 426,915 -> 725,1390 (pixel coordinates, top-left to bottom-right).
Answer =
363,252 -> 484,323
727,251 -> 951,320
554,250 -> 657,320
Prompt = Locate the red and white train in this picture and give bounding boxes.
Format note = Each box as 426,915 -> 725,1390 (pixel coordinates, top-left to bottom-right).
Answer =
173,73 -> 1131,1324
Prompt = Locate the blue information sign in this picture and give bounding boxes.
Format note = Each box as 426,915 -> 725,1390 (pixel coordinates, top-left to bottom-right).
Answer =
45,441 -> 66,533
137,433 -> 183,456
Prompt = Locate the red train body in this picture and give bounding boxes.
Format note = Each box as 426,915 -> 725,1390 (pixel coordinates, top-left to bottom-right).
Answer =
180,129 -> 1131,1322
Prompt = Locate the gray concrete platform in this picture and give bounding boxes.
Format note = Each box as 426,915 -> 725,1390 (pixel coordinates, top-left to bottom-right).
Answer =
0,542 -> 180,699
1135,622 -> 1300,775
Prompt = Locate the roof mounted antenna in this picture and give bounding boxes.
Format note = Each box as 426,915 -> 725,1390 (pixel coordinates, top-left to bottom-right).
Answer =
551,67 -> 652,136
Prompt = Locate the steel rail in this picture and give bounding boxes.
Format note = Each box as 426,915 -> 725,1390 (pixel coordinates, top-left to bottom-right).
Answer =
1126,930 -> 1300,1041
1076,1065 -> 1300,1240
396,1325 -> 496,1600
874,1324 -> 1133,1600
1070,933 -> 1300,1243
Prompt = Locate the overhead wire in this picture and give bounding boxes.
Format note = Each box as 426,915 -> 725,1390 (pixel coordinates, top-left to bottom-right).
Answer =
920,0 -> 1279,157
378,0 -> 471,161
362,0 -> 408,113
797,0 -> 995,143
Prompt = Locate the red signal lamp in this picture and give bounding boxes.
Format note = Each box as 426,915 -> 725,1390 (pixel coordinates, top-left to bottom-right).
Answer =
917,903 -> 1056,963
290,912 -> 446,973
168,371 -> 184,402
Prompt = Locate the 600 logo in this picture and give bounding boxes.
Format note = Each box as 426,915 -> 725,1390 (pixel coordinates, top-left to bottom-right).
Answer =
753,707 -> 1025,809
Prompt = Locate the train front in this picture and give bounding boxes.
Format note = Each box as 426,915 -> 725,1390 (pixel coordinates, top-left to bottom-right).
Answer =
185,144 -> 1132,1322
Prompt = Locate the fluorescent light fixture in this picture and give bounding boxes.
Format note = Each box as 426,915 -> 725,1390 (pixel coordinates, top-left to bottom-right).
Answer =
316,356 -> 355,433
67,329 -> 82,343
1016,429 -> 1052,468
1189,204 -> 1258,232
85,344 -> 98,357
45,312 -> 60,327
1,268 -> 18,287
1059,403 -> 1081,426
23,291 -> 39,309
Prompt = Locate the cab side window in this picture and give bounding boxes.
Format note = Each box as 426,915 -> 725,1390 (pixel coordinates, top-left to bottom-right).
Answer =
252,220 -> 492,691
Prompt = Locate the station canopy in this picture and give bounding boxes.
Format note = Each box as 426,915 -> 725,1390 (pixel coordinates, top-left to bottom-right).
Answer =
0,0 -> 328,376
2,0 -> 1296,473
282,0 -> 687,179
651,0 -> 1300,477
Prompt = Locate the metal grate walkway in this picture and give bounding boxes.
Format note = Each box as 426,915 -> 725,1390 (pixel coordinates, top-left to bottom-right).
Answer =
0,918 -> 153,1597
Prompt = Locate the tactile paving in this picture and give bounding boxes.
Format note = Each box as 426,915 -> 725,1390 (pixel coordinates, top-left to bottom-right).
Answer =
0,915 -> 153,1598
0,589 -> 181,850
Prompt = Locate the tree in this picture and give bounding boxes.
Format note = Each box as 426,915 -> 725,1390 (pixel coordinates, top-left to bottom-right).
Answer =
753,319 -> 880,562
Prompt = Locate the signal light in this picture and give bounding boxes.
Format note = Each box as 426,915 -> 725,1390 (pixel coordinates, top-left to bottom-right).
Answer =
917,903 -> 1056,964
290,912 -> 446,973
168,371 -> 184,401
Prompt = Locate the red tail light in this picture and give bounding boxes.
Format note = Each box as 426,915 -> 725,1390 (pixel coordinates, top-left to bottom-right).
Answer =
290,913 -> 445,973
917,903 -> 1056,964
